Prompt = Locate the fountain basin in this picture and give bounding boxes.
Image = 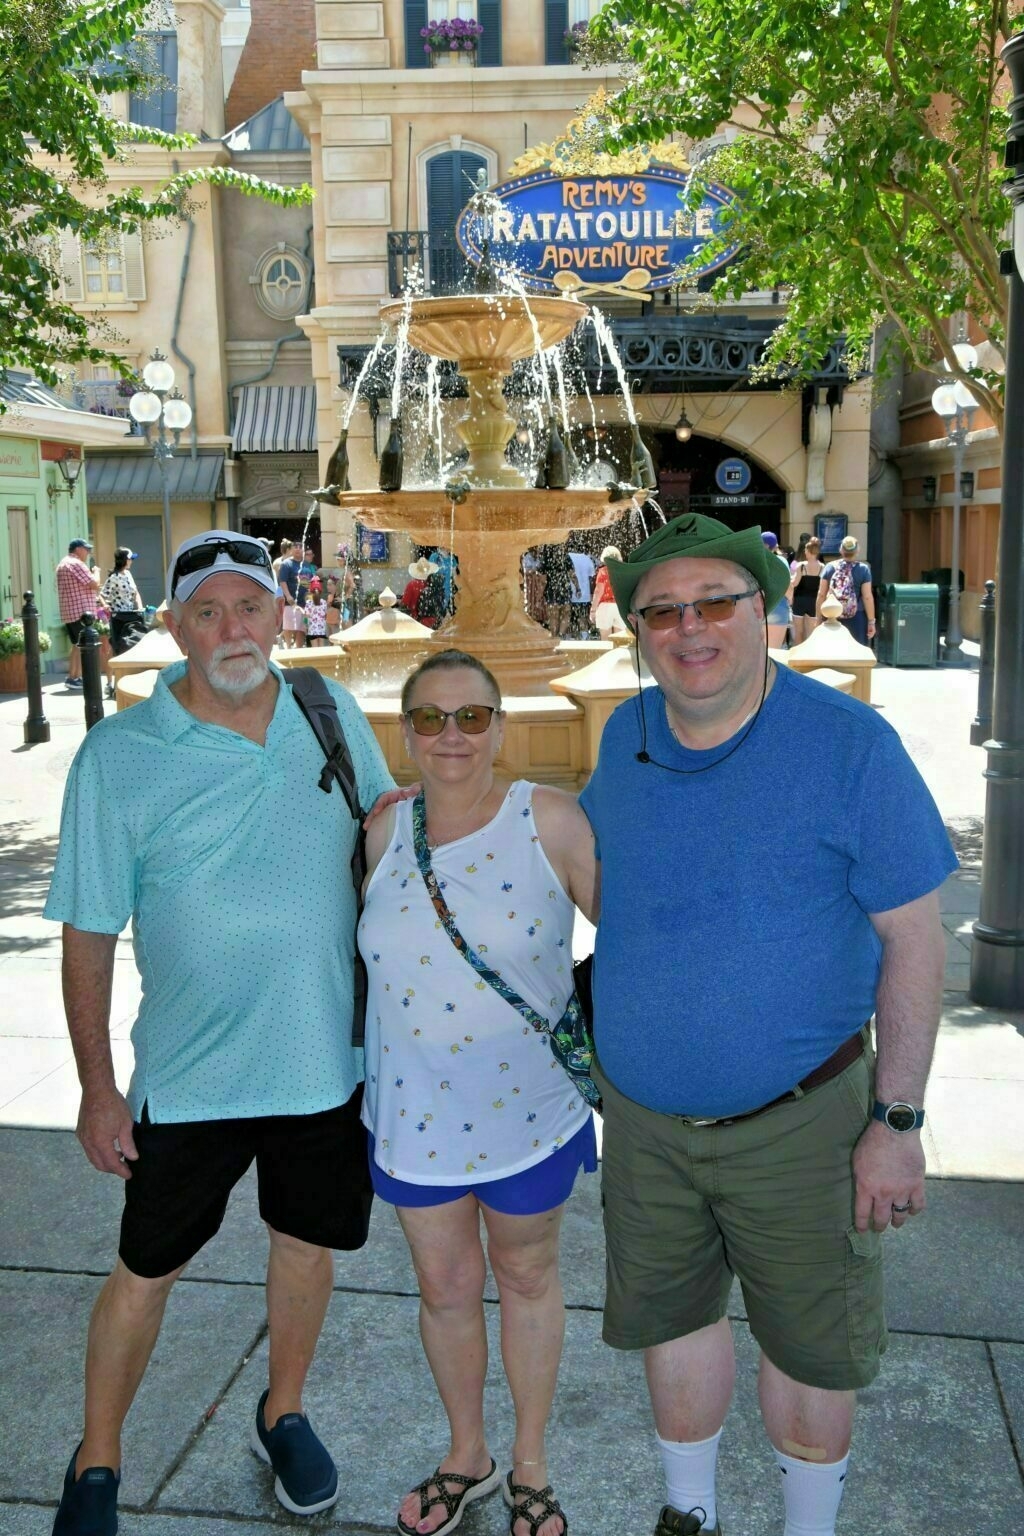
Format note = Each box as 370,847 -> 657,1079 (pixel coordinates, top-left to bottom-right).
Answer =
338,486 -> 632,693
379,292 -> 587,365
337,486 -> 627,542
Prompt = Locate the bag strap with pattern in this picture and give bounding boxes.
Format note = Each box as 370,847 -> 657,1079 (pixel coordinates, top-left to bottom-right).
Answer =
411,792 -> 552,1036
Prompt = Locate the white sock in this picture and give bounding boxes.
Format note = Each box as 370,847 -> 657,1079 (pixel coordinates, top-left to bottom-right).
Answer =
774,1449 -> 850,1536
656,1428 -> 722,1530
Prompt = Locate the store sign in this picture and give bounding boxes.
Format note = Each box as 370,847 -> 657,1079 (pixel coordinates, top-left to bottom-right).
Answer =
455,166 -> 739,295
0,436 -> 39,478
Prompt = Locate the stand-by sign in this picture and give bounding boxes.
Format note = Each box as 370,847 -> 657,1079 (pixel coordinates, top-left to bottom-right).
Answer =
456,166 -> 738,296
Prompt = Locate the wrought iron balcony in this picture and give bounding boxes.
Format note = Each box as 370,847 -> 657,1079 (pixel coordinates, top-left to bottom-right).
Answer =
56,377 -> 144,429
387,230 -> 473,297
339,312 -> 852,402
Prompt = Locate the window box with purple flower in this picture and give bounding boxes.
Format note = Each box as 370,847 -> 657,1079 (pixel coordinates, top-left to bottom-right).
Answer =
421,18 -> 483,64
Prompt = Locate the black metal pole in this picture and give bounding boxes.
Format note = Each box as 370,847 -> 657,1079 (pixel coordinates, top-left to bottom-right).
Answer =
970,580 -> 996,747
21,590 -> 49,745
970,34 -> 1024,1006
78,612 -> 105,733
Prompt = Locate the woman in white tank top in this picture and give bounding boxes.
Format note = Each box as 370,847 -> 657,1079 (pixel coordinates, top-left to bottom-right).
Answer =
359,651 -> 599,1536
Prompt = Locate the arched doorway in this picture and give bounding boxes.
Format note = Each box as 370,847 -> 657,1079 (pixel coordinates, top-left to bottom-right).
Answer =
425,147 -> 487,293
652,430 -> 786,538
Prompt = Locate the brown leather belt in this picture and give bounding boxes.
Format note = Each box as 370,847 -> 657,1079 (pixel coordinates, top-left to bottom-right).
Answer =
673,1028 -> 867,1128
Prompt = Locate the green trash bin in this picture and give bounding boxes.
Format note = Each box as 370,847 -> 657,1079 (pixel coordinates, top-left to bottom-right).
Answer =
877,583 -> 939,667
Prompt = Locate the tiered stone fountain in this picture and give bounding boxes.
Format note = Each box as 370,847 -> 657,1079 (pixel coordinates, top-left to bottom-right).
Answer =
336,292 -> 632,693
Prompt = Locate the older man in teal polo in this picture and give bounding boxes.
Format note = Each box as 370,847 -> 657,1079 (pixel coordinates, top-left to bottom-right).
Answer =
580,514 -> 955,1536
45,531 -> 393,1536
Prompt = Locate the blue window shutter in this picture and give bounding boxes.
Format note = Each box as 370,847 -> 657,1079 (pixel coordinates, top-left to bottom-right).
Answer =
545,0 -> 569,63
128,31 -> 177,131
405,0 -> 430,68
426,149 -> 488,292
478,0 -> 502,66
159,32 -> 177,132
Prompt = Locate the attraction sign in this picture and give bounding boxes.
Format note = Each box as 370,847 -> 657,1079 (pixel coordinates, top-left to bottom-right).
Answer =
455,165 -> 739,297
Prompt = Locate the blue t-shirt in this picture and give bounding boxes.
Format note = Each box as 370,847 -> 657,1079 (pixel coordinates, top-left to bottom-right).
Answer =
579,666 -> 957,1117
278,557 -> 300,600
44,662 -> 394,1123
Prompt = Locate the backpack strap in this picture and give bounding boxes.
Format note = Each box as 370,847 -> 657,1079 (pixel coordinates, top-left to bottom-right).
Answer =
286,667 -> 361,817
285,668 -> 368,1046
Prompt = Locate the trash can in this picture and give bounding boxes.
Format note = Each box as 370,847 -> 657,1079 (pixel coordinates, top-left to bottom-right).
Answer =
921,567 -> 965,637
877,583 -> 939,667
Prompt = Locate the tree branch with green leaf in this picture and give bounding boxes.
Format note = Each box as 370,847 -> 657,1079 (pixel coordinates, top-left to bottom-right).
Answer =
0,0 -> 312,400
587,0 -> 1015,429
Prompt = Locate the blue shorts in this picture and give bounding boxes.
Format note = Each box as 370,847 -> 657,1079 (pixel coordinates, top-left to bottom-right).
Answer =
368,1116 -> 597,1215
767,598 -> 792,625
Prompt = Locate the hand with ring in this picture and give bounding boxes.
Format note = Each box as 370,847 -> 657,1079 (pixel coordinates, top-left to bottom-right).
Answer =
891,1200 -> 912,1213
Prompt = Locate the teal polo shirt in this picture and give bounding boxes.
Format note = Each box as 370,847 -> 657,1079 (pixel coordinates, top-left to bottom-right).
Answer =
44,661 -> 394,1124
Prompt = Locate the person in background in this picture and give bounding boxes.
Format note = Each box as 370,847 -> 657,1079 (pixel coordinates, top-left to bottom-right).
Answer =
278,543 -> 305,649
304,579 -> 328,648
55,537 -> 102,691
100,548 -> 146,699
589,546 -> 627,639
325,575 -> 343,639
360,649 -> 599,1536
272,538 -> 292,587
760,532 -> 793,648
522,547 -> 547,628
297,544 -> 318,607
100,549 -> 144,649
401,555 -> 440,626
818,535 -> 876,646
567,547 -> 596,637
788,535 -> 825,645
537,544 -> 574,639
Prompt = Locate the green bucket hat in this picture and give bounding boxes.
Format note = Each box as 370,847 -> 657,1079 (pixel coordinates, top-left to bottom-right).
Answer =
607,513 -> 792,621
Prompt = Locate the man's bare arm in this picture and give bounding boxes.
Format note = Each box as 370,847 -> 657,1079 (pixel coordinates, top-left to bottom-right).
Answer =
852,890 -> 945,1231
62,925 -> 137,1178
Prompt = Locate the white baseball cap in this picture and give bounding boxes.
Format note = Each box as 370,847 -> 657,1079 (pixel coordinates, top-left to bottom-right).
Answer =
167,531 -> 279,604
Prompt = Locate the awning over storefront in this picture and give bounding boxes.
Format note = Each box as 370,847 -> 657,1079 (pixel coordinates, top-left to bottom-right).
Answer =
231,386 -> 317,453
84,451 -> 225,503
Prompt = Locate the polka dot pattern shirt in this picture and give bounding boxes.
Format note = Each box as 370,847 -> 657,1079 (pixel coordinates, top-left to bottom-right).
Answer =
44,661 -> 394,1123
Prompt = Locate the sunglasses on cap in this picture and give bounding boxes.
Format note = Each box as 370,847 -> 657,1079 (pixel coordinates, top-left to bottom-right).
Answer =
170,539 -> 272,597
633,590 -> 758,630
404,704 -> 499,736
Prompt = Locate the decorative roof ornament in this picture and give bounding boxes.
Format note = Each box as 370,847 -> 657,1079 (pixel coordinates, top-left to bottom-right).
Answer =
507,90 -> 690,180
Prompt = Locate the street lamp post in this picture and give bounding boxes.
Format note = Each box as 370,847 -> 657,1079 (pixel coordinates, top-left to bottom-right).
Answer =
128,351 -> 193,565
969,31 -> 1024,1007
931,360 -> 977,665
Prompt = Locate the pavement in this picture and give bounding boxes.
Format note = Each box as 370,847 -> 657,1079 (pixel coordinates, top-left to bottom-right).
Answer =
1,660 -> 1023,1536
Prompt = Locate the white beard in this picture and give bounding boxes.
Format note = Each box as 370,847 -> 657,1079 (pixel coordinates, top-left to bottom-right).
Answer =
206,641 -> 269,695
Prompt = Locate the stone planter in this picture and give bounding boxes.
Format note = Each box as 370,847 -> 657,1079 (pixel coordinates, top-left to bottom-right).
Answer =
0,652 -> 27,693
431,50 -> 476,66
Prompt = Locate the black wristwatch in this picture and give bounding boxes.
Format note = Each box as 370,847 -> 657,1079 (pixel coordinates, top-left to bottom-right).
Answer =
872,1099 -> 925,1133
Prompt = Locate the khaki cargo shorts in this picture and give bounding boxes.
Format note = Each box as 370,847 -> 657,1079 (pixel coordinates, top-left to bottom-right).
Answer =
595,1049 -> 887,1391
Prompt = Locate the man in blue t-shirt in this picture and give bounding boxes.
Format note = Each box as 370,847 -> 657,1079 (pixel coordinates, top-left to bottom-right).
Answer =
45,532 -> 394,1536
580,514 -> 955,1536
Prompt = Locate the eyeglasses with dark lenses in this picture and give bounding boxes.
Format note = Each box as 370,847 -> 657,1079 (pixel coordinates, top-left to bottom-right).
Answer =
171,539 -> 272,597
405,704 -> 498,736
634,590 -> 758,630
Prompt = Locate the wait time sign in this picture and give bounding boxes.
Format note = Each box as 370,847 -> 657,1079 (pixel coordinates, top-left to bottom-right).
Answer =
455,165 -> 739,297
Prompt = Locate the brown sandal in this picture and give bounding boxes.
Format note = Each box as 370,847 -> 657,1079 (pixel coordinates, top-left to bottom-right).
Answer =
396,1458 -> 500,1536
503,1471 -> 568,1536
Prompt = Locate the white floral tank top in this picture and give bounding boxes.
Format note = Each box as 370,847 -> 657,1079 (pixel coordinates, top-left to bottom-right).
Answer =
358,780 -> 588,1184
